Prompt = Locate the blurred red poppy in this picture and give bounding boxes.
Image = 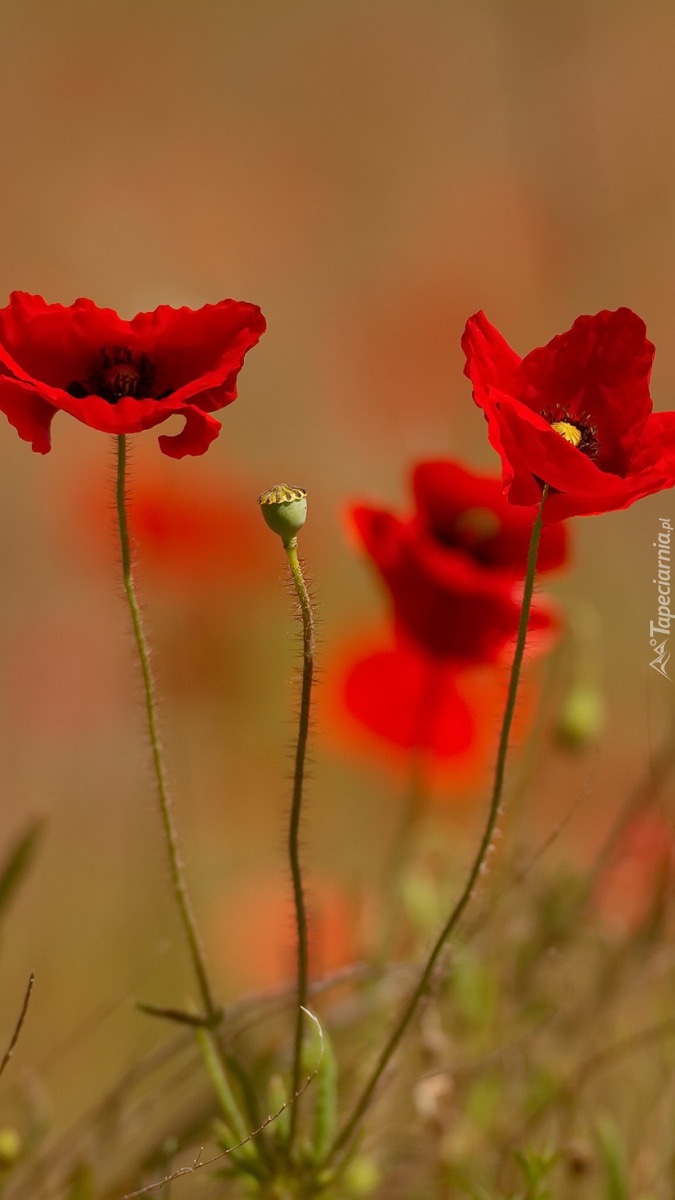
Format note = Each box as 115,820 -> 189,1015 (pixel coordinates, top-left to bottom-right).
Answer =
210,873 -> 372,992
594,809 -> 675,935
69,461 -> 270,590
322,629 -> 537,794
463,308 -> 675,521
0,292 -> 265,457
350,460 -> 567,662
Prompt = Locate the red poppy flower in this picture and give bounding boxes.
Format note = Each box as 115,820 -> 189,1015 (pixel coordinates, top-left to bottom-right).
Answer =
463,308 -> 675,521
350,460 -> 567,663
594,809 -> 675,935
0,292 -> 265,458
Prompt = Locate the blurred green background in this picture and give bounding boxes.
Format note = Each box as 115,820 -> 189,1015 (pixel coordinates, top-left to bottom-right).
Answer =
0,0 -> 673,1140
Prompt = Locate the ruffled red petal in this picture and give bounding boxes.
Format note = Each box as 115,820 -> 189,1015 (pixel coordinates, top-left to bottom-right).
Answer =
158,407 -> 222,458
351,505 -> 402,568
461,310 -> 522,398
0,294 -> 135,386
623,410 -> 675,495
126,302 -> 266,402
520,308 -> 654,473
0,377 -> 56,453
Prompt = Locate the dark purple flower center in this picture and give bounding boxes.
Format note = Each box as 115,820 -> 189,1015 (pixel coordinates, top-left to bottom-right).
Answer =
432,506 -> 503,567
67,347 -> 160,404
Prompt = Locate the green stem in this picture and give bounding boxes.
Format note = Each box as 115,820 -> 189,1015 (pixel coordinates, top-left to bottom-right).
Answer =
116,437 -> 261,1165
194,1027 -> 263,1177
283,536 -> 315,1146
115,434 -> 217,1020
325,485 -> 550,1163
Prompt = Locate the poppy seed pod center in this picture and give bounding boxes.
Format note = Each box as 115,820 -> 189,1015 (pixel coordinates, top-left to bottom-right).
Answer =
104,360 -> 141,399
550,420 -> 582,448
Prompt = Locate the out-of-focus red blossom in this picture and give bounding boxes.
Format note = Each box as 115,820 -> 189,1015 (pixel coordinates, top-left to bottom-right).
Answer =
210,874 -> 373,992
594,809 -> 675,935
350,460 -> 568,662
322,630 -> 536,795
463,308 -> 675,521
2,611 -> 126,739
69,463 -> 270,590
0,292 -> 265,457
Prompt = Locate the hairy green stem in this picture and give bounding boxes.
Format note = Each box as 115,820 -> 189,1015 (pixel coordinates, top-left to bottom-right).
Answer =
115,435 -> 218,1019
116,436 -> 260,1164
284,536 -> 315,1146
326,485 -> 550,1163
194,1027 -> 264,1177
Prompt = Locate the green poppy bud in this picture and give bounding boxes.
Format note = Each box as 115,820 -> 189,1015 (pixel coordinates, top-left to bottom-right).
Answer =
258,484 -> 307,544
555,682 -> 605,749
0,1128 -> 21,1168
343,1154 -> 380,1196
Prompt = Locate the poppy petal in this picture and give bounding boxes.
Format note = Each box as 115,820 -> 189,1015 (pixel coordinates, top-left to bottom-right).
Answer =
0,377 -> 56,453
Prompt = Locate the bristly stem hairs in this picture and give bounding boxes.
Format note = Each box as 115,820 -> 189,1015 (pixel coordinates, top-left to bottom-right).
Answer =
258,484 -> 314,1153
284,534 -> 315,1148
114,435 -> 252,1153
115,434 -> 217,1021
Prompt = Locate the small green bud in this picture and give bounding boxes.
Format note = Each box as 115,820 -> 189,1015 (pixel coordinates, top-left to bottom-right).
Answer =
0,1128 -> 21,1167
343,1154 -> 380,1196
258,484 -> 307,544
555,682 -> 605,749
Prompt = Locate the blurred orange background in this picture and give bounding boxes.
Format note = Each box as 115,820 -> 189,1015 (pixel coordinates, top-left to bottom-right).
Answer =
0,0 -> 673,1135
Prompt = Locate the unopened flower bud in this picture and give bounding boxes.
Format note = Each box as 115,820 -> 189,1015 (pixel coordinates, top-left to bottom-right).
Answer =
343,1154 -> 380,1196
258,484 -> 307,544
0,1128 -> 21,1168
555,682 -> 605,749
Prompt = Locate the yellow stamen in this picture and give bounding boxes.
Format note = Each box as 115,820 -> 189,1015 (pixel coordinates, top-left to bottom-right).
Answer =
550,420 -> 582,448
